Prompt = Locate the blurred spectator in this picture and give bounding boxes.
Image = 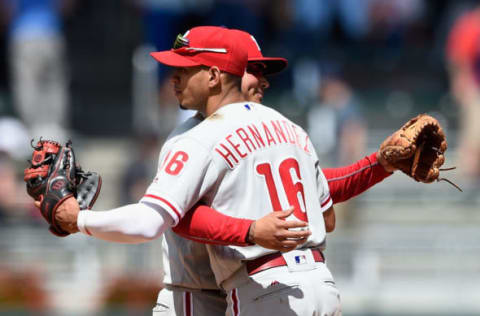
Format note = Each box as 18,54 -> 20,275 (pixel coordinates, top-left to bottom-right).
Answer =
292,58 -> 322,107
446,5 -> 480,186
307,74 -> 367,167
3,0 -> 75,141
307,72 -> 367,228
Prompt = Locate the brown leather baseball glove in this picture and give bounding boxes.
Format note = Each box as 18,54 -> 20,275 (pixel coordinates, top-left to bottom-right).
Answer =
378,114 -> 460,190
24,139 -> 102,236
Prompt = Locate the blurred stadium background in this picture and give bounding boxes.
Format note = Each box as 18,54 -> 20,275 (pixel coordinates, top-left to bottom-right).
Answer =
0,0 -> 479,315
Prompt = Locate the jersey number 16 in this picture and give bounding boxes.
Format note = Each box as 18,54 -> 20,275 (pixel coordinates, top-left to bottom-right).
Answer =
256,158 -> 308,222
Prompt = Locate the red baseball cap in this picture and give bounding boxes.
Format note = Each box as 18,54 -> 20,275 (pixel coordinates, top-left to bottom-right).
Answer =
150,26 -> 248,77
235,31 -> 288,75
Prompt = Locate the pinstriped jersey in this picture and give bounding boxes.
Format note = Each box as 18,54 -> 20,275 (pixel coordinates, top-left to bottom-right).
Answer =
141,102 -> 332,286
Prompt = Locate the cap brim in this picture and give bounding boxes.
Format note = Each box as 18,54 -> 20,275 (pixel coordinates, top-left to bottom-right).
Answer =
150,51 -> 201,68
248,57 -> 288,75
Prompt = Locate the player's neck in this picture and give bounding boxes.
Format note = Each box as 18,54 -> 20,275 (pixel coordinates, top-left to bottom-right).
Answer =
205,87 -> 245,117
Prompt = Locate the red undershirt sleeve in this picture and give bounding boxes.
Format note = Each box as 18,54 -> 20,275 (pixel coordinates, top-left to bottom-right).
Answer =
172,205 -> 254,246
323,152 -> 393,204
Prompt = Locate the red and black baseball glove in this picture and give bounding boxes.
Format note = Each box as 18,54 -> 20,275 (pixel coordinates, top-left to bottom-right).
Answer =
24,139 -> 102,236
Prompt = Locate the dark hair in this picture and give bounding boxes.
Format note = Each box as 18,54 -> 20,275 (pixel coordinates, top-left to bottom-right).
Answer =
228,74 -> 242,90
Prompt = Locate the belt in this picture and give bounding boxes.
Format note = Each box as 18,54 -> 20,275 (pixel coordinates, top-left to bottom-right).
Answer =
246,248 -> 325,276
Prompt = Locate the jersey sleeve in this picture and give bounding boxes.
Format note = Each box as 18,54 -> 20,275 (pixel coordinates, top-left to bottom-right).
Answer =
316,162 -> 332,212
140,137 -> 218,225
307,136 -> 332,212
323,152 -> 392,204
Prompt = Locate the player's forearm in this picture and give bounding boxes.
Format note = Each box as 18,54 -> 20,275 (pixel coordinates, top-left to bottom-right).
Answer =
77,202 -> 174,243
323,152 -> 392,204
173,205 -> 254,246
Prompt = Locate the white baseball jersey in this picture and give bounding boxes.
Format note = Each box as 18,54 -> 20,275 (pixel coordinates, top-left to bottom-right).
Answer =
141,102 -> 332,286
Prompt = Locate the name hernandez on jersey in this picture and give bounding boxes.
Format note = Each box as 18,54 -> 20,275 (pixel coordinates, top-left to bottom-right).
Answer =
141,102 -> 332,285
214,118 -> 312,169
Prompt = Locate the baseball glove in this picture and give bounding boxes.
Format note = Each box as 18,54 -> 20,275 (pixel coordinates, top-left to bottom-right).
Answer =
378,114 -> 461,190
24,139 -> 102,236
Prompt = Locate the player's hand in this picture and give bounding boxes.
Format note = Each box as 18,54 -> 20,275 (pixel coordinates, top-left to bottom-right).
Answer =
376,151 -> 397,173
36,197 -> 80,234
250,207 -> 311,252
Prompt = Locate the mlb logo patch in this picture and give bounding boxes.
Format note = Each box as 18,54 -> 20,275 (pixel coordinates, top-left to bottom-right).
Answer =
295,255 -> 307,265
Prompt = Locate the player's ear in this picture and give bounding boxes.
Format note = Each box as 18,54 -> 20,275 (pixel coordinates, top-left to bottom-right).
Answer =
208,66 -> 222,88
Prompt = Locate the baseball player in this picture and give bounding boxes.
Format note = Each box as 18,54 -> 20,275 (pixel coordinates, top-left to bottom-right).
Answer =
151,25 -> 344,315
51,26 -> 394,315
51,25 -> 340,314
152,30 -> 393,316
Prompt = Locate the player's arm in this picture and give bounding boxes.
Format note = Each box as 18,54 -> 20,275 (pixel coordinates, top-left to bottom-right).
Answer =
323,206 -> 335,233
323,152 -> 393,204
50,197 -> 176,243
173,205 -> 311,251
53,197 -> 310,249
